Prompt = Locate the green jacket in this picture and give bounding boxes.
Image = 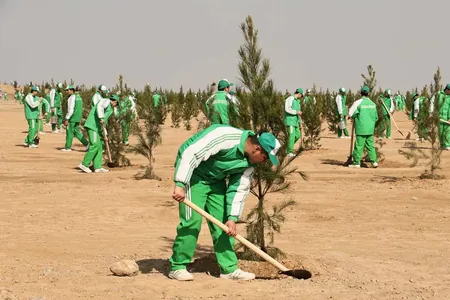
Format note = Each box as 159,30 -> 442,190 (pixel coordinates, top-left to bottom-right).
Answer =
336,94 -> 347,117
84,99 -> 114,133
207,91 -> 234,125
349,97 -> 378,135
50,88 -> 62,108
91,92 -> 105,108
24,94 -> 40,120
410,96 -> 425,120
152,94 -> 161,107
284,95 -> 301,126
39,97 -> 50,117
380,95 -> 394,117
173,124 -> 255,221
65,93 -> 83,122
438,91 -> 450,122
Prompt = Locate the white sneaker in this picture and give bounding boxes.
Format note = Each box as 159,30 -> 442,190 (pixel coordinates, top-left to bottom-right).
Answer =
348,164 -> 360,168
168,269 -> 194,281
39,131 -> 46,135
94,168 -> 109,173
28,144 -> 38,148
52,130 -> 59,134
220,269 -> 255,281
61,148 -> 72,152
345,136 -> 351,139
78,164 -> 92,173
372,162 -> 379,168
287,153 -> 295,158
23,142 -> 28,146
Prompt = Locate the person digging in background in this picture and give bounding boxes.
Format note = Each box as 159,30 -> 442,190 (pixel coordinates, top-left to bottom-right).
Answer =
78,94 -> 119,173
49,82 -> 64,133
410,92 -> 427,142
61,85 -> 89,152
438,84 -> 450,150
380,89 -> 395,139
169,124 -> 281,281
120,91 -> 138,145
23,86 -> 42,148
336,87 -> 350,139
348,86 -> 379,168
91,84 -> 109,108
284,88 -> 303,157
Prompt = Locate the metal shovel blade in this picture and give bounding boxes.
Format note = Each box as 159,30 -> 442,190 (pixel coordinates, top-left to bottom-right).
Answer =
280,269 -> 312,280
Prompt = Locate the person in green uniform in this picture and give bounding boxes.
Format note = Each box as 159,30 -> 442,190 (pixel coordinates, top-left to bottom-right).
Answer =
4,91 -> 8,101
23,86 -> 42,148
38,93 -> 50,135
380,89 -> 395,139
44,89 -> 51,124
78,94 -> 119,173
336,87 -> 350,138
152,93 -> 161,108
50,82 -> 64,133
410,93 -> 428,142
284,88 -> 303,157
15,89 -> 24,104
206,79 -> 235,125
168,124 -> 281,281
438,84 -> 450,150
303,89 -> 316,106
348,86 -> 379,168
61,85 -> 89,152
91,84 -> 109,108
120,92 -> 137,145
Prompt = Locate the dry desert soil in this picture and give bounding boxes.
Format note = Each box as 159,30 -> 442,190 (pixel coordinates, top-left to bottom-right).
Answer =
1,89 -> 449,300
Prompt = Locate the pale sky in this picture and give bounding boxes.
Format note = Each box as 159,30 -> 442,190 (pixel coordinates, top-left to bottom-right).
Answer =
0,0 -> 448,92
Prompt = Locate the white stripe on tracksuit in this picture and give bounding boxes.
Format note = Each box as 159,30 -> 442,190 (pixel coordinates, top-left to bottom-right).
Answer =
185,185 -> 192,220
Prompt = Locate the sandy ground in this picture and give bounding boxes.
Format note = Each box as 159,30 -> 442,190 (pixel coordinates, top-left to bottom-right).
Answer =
1,97 -> 449,300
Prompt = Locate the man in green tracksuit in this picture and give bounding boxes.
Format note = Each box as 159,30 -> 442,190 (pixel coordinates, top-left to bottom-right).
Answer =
304,89 -> 316,106
169,124 -> 281,281
38,93 -> 50,135
438,84 -> 450,150
91,84 -> 109,108
152,93 -> 161,108
206,79 -> 236,125
410,93 -> 428,141
50,82 -> 64,133
380,89 -> 395,139
348,86 -> 379,168
44,90 -> 51,124
4,91 -> 8,101
23,86 -> 42,148
15,89 -> 24,104
61,85 -> 89,152
78,94 -> 119,173
394,93 -> 404,111
284,88 -> 303,157
120,92 -> 137,145
336,87 -> 350,138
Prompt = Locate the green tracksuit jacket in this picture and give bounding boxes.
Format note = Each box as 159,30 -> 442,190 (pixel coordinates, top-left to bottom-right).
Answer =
438,91 -> 450,147
206,91 -> 236,125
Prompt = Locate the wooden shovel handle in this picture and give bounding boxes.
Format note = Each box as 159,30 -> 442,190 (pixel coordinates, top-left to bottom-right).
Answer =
381,100 -> 402,133
182,200 -> 289,272
102,125 -> 113,163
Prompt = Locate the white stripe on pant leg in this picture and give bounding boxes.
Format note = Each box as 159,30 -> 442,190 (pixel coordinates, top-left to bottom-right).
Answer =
185,185 -> 192,220
93,132 -> 97,143
31,119 -> 35,129
290,126 -> 293,134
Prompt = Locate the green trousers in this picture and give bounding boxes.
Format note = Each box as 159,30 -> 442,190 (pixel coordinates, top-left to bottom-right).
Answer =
121,120 -> 130,143
38,119 -> 44,132
286,125 -> 301,154
439,124 -> 450,148
170,177 -> 238,274
352,135 -> 377,165
51,108 -> 63,131
24,119 -> 38,145
65,122 -> 89,149
382,116 -> 391,138
81,129 -> 103,170
337,119 -> 349,137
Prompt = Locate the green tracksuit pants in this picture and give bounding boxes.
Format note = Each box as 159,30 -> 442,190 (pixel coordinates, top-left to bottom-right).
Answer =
439,124 -> 450,148
65,122 -> 89,149
382,116 -> 391,138
81,129 -> 103,170
337,119 -> 349,137
51,107 -> 63,131
121,120 -> 130,144
352,135 -> 377,165
38,119 -> 44,132
286,125 -> 301,154
24,119 -> 38,145
170,177 -> 238,274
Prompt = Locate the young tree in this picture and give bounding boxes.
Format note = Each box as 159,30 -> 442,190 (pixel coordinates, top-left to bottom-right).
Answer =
234,16 -> 307,260
301,87 -> 322,150
170,86 -> 183,128
182,89 -> 198,130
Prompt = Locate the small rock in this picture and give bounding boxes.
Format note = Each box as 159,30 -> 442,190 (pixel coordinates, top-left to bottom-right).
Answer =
412,197 -> 417,201
110,260 -> 139,277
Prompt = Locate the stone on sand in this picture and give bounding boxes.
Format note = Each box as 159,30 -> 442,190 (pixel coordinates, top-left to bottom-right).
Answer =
110,260 -> 139,277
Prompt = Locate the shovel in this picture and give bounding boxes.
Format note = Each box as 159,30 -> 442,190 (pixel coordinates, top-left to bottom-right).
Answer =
101,125 -> 116,168
380,100 -> 404,137
181,200 -> 312,280
344,120 -> 355,166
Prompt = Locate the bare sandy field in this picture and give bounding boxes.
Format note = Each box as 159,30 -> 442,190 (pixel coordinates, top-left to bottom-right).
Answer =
1,99 -> 449,300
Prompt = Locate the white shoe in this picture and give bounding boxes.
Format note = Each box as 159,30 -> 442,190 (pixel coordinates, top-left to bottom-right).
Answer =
39,131 -> 46,135
94,168 -> 109,173
220,269 -> 255,281
61,148 -> 72,152
78,163 -> 92,173
444,147 -> 450,151
348,164 -> 360,168
52,130 -> 59,134
287,153 -> 295,158
168,269 -> 194,281
372,162 -> 379,168
339,136 -> 345,139
345,136 -> 351,139
23,142 -> 28,146
28,144 -> 38,148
